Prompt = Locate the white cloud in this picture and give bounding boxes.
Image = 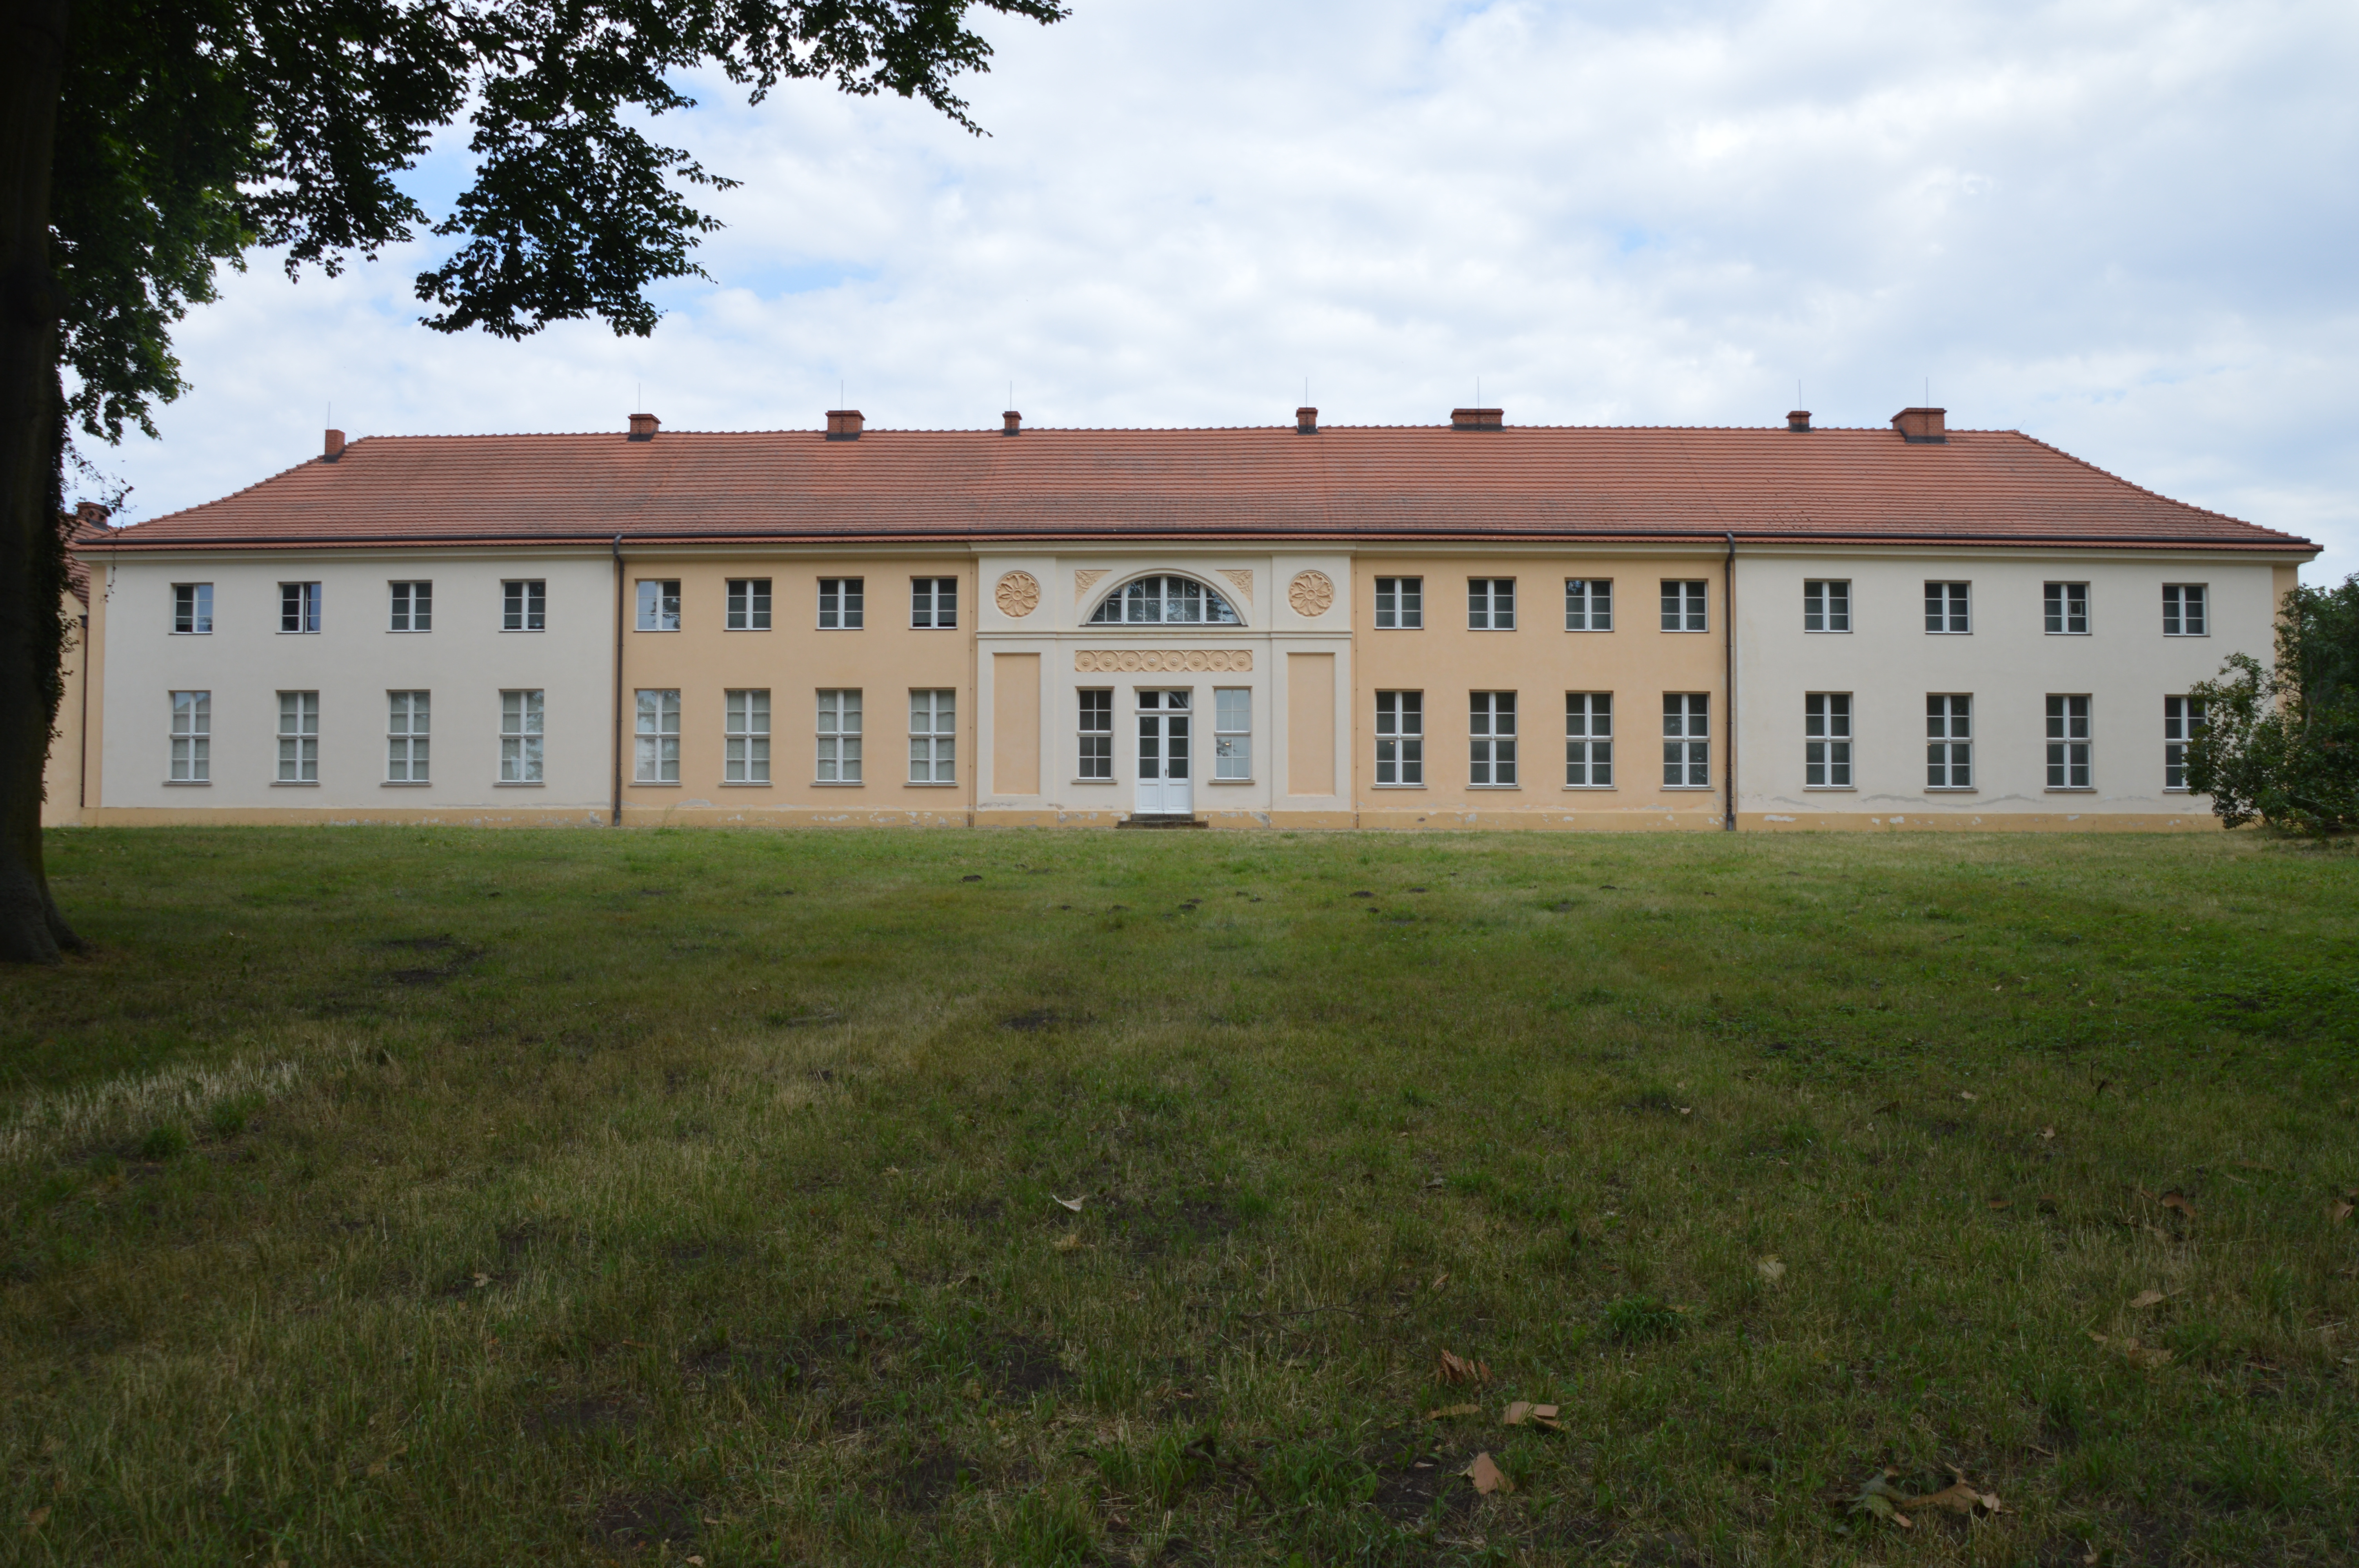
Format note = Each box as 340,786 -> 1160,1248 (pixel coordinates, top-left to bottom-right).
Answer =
79,0 -> 2359,582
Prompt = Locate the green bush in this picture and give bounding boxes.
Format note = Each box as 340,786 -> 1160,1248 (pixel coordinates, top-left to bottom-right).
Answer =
2188,574 -> 2359,834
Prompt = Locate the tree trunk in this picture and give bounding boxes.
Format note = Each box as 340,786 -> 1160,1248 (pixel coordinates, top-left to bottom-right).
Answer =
0,0 -> 78,963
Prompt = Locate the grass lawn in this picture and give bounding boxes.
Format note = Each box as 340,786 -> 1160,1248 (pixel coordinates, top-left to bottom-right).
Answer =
4,826 -> 2357,1567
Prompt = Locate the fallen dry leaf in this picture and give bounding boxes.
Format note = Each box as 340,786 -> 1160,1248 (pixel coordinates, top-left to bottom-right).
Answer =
1461,1452 -> 1511,1494
2088,1331 -> 2174,1369
1959,1091 -> 1978,1102
1757,1256 -> 1787,1284
1988,1198 -> 2012,1211
2040,1126 -> 2058,1141
27,1507 -> 50,1528
1425,1403 -> 1481,1420
1901,1479 -> 2004,1516
2331,1199 -> 2354,1225
2128,1289 -> 2167,1310
2159,1189 -> 2197,1218
1437,1348 -> 1493,1385
1052,1194 -> 1085,1212
1502,1401 -> 1562,1430
1846,1471 -> 1914,1529
1052,1232 -> 1082,1252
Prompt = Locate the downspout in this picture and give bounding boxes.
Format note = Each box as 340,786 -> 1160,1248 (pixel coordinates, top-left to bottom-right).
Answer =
611,536 -> 624,826
75,612 -> 89,813
1723,532 -> 1737,832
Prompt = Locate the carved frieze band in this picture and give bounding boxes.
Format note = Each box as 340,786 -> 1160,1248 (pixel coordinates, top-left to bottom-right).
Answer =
1074,649 -> 1254,673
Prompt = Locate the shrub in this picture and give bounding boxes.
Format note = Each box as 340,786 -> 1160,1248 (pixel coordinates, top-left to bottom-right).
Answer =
2187,574 -> 2359,834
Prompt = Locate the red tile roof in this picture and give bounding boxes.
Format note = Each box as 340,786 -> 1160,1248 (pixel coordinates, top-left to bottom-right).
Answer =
76,423 -> 2316,555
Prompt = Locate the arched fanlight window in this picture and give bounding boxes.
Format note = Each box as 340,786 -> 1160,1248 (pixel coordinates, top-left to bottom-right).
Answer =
1087,575 -> 1241,625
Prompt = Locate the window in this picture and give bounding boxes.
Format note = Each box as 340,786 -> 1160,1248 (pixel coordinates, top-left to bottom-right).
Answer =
1565,579 -> 1614,632
726,578 -> 772,631
725,689 -> 770,783
1375,577 -> 1423,629
912,577 -> 958,629
389,581 -> 432,632
636,579 -> 681,631
1565,693 -> 1612,786
386,691 -> 429,782
1078,690 -> 1114,779
169,691 -> 209,782
817,690 -> 862,781
2164,697 -> 2205,790
503,579 -> 546,632
280,581 -> 322,633
277,691 -> 319,782
1214,688 -> 1252,780
634,689 -> 681,782
1470,691 -> 1517,784
173,583 -> 213,634
2163,584 -> 2208,636
2046,695 -> 2092,789
1467,579 -> 1515,630
819,577 -> 864,630
1803,580 -> 1850,633
2045,582 -> 2089,635
1805,693 -> 1852,787
500,690 -> 544,782
1925,581 -> 1971,634
1926,695 -> 1973,788
909,690 -> 955,782
1663,693 -> 1710,787
1087,575 -> 1239,624
1661,580 -> 1708,632
1375,691 -> 1423,784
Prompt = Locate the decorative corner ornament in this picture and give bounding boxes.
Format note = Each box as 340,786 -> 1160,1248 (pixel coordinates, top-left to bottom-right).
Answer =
1288,569 -> 1335,617
1218,568 -> 1255,603
994,570 -> 1041,617
1074,568 -> 1110,605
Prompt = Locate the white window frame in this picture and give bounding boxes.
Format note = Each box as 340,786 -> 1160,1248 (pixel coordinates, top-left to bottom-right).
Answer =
1564,579 -> 1614,632
819,578 -> 865,630
2164,696 -> 2205,791
634,689 -> 682,783
1374,577 -> 1423,630
2162,584 -> 2208,637
500,690 -> 545,783
168,690 -> 210,782
2044,581 -> 2089,636
1803,579 -> 1850,633
1213,687 -> 1252,780
502,579 -> 547,632
1088,575 -> 1240,626
1077,688 -> 1114,780
911,577 -> 958,630
386,690 -> 430,783
276,691 -> 319,783
636,579 -> 681,632
172,583 -> 213,635
1663,693 -> 1710,787
725,689 -> 770,783
1660,580 -> 1708,633
1926,694 -> 1974,788
1565,692 -> 1613,787
1467,578 -> 1516,631
1375,691 -> 1423,785
726,578 -> 772,632
816,690 -> 863,782
1924,581 -> 1971,634
389,581 -> 432,632
1805,692 -> 1852,788
1469,691 -> 1518,786
279,581 -> 322,634
2046,694 -> 2092,790
909,689 -> 956,782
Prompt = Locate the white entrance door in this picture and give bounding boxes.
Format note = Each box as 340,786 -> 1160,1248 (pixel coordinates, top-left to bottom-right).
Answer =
1136,690 -> 1194,815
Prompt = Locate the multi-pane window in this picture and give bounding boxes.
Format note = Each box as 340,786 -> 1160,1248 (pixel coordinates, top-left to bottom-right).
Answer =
1214,688 -> 1252,780
909,690 -> 956,782
389,581 -> 432,632
1375,577 -> 1423,629
277,691 -> 319,782
169,690 -> 210,782
726,578 -> 772,631
500,690 -> 544,782
725,689 -> 770,783
912,577 -> 958,629
634,689 -> 682,782
2046,695 -> 2092,789
2045,582 -> 2089,635
1663,694 -> 1710,786
819,578 -> 864,630
2164,697 -> 2205,790
1374,691 -> 1423,784
636,579 -> 681,631
1467,579 -> 1516,630
1564,579 -> 1613,631
816,690 -> 862,781
503,579 -> 546,631
1661,580 -> 1708,632
1089,576 -> 1240,624
386,691 -> 429,782
172,583 -> 213,634
1926,695 -> 1973,788
1803,580 -> 1850,633
2162,584 -> 2208,636
1924,581 -> 1971,633
1805,693 -> 1852,787
1565,693 -> 1612,786
1469,691 -> 1517,785
1078,689 -> 1114,779
280,581 -> 322,633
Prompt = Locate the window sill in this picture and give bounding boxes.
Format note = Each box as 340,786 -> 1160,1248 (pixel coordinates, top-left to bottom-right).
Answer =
1467,784 -> 1522,791
1925,787 -> 1977,793
2045,632 -> 2091,638
1210,777 -> 1255,785
1803,786 -> 1857,793
1565,627 -> 1616,634
633,627 -> 681,634
905,781 -> 960,788
1465,626 -> 1517,633
169,632 -> 212,637
1371,783 -> 1427,790
810,779 -> 865,787
816,626 -> 865,632
2163,634 -> 2210,639
723,627 -> 773,634
276,631 -> 320,636
2043,788 -> 2097,794
387,630 -> 431,635
1659,628 -> 1710,635
1070,778 -> 1116,786
1923,631 -> 1973,636
494,781 -> 544,788
1803,629 -> 1851,635
500,628 -> 546,634
1561,785 -> 1617,791
718,781 -> 774,788
633,781 -> 682,788
381,781 -> 432,788
163,779 -> 210,787
1372,625 -> 1424,631
1663,785 -> 1715,791
271,780 -> 320,788
2163,787 -> 2193,795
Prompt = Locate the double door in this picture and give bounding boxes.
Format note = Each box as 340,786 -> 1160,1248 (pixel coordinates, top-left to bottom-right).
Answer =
1135,689 -> 1193,815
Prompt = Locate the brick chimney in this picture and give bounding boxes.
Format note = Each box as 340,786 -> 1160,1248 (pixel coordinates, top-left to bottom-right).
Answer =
323,428 -> 345,460
1892,407 -> 1946,443
1450,407 -> 1504,431
73,501 -> 109,532
1296,406 -> 1318,434
1787,410 -> 1811,432
826,409 -> 865,441
627,412 -> 659,441
1002,410 -> 1021,435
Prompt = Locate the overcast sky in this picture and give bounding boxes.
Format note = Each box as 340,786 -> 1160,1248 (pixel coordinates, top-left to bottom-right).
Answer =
78,0 -> 2359,584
